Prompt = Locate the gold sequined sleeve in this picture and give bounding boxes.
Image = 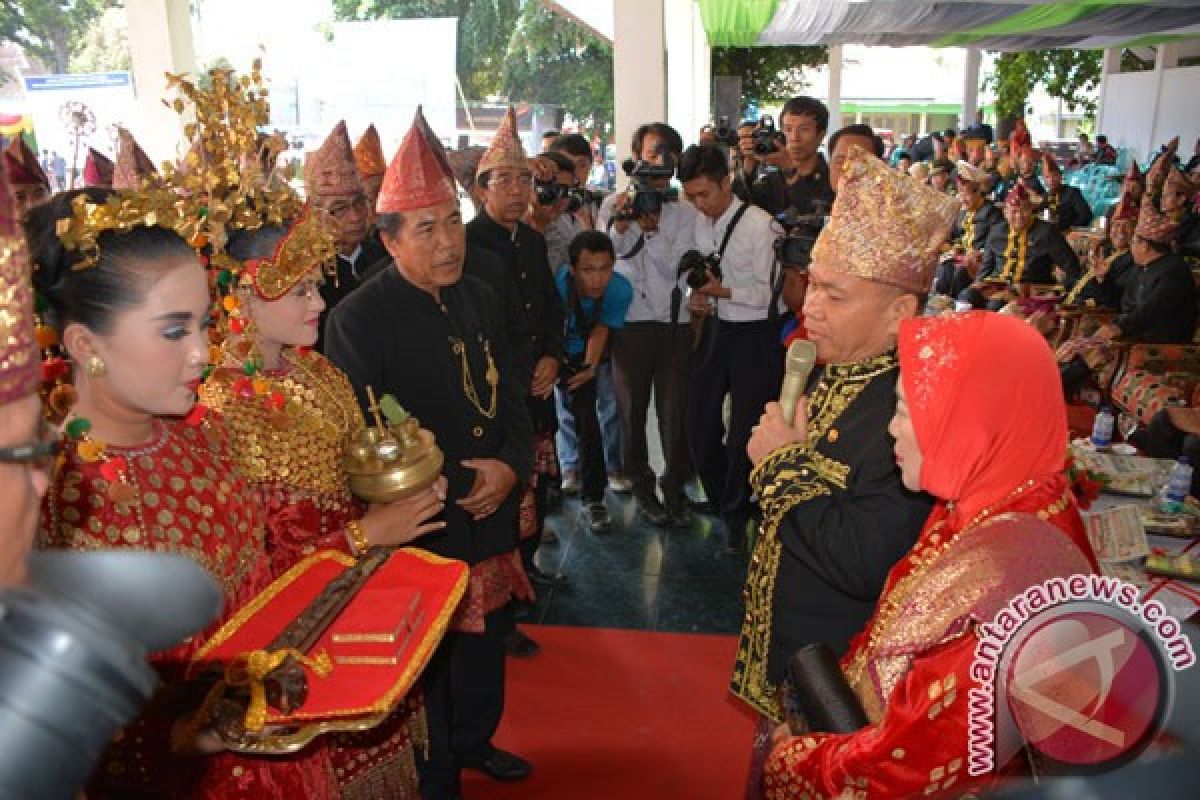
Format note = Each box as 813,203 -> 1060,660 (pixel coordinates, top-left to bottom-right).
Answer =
751,443 -> 850,522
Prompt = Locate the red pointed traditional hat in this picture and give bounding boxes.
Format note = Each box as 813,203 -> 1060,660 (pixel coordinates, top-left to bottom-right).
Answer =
1125,159 -> 1144,186
3,137 -> 49,188
112,128 -> 157,189
305,120 -> 364,200
376,106 -> 457,214
1040,151 -> 1061,176
476,106 -> 529,179
83,147 -> 114,188
1006,182 -> 1033,210
0,156 -> 38,405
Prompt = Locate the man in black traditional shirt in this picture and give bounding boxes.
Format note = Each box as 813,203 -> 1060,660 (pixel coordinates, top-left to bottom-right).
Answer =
466,107 -> 566,645
1039,152 -> 1094,231
734,147 -> 956,760
325,112 -> 534,799
305,121 -> 391,351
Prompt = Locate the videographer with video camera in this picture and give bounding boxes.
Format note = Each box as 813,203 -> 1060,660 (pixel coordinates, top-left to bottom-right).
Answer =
679,144 -> 784,553
596,123 -> 698,527
732,96 -> 834,218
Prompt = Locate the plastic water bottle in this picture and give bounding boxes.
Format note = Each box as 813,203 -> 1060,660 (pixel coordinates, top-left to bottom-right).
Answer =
1091,406 -> 1114,450
1162,456 -> 1193,512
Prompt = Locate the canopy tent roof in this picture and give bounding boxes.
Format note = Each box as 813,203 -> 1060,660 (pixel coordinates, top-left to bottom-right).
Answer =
697,1 -> 1200,50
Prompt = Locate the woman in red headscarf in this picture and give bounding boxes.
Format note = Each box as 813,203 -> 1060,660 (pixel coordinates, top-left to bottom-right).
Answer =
761,312 -> 1098,800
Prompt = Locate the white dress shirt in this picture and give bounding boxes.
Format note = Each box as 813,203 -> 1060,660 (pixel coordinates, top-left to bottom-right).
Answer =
692,197 -> 781,322
598,194 -> 699,324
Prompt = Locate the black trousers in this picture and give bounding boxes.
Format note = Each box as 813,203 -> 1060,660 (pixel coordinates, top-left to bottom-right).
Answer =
685,318 -> 783,534
611,321 -> 693,506
418,603 -> 511,799
563,372 -> 607,504
1131,410 -> 1200,497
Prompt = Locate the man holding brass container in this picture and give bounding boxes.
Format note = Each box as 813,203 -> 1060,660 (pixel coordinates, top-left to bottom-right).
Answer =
325,111 -> 535,800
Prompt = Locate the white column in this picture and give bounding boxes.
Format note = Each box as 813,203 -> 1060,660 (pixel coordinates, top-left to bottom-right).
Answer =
1147,43 -> 1170,152
827,44 -> 844,134
666,0 -> 710,149
1095,47 -> 1120,137
614,0 -> 666,186
125,0 -> 196,164
961,47 -> 981,129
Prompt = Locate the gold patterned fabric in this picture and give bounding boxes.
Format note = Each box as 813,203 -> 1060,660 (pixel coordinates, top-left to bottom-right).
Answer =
732,352 -> 896,720
305,120 -> 365,201
111,127 -> 157,190
199,348 -> 361,510
811,145 -> 958,294
0,158 -> 37,405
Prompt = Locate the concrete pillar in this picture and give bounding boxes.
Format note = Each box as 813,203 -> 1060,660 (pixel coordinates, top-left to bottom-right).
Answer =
1147,42 -> 1169,151
665,0 -> 711,150
1095,47 -> 1120,137
961,47 -> 981,130
126,0 -> 196,164
614,0 -> 666,187
827,45 -> 844,134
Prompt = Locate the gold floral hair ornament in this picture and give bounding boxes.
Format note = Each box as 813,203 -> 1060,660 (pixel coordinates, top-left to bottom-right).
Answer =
53,188 -> 186,271
242,203 -> 338,301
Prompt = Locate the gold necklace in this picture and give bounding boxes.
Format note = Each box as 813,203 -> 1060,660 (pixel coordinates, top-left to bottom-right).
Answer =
450,335 -> 499,419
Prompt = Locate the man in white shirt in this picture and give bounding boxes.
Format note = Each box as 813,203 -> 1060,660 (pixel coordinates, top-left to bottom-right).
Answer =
679,144 -> 784,551
598,123 -> 698,526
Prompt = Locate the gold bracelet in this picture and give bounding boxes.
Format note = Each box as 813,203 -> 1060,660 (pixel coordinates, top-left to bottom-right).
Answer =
346,519 -> 370,555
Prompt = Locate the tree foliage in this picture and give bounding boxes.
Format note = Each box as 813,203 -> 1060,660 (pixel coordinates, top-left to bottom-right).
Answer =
711,45 -> 827,110
985,49 -> 1103,130
69,6 -> 131,74
502,3 -> 611,133
0,0 -> 117,73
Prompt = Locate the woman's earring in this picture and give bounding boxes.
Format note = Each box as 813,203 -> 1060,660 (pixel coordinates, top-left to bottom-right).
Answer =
85,356 -> 107,377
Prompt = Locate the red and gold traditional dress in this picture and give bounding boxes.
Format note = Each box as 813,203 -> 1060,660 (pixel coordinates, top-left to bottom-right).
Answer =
762,312 -> 1100,799
40,416 -> 339,799
201,346 -> 427,800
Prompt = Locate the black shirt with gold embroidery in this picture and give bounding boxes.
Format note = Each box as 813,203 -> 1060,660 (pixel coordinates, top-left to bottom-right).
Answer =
732,353 -> 932,720
324,265 -> 533,565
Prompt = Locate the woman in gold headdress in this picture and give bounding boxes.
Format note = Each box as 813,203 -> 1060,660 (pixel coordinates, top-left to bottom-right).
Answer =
32,187 -> 340,799
199,211 -> 446,799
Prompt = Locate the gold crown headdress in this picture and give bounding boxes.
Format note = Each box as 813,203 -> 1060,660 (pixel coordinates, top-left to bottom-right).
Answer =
53,189 -> 186,271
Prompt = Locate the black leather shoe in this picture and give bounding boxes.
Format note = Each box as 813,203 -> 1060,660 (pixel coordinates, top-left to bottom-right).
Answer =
528,564 -> 568,588
636,495 -> 671,527
504,629 -> 541,658
464,748 -> 532,781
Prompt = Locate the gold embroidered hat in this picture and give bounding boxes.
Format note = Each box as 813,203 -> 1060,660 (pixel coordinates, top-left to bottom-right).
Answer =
811,144 -> 959,294
1137,137 -> 1185,245
376,107 -> 457,214
111,128 -> 157,190
83,147 -> 114,188
242,204 -> 338,301
0,157 -> 38,405
304,120 -> 364,201
353,124 -> 386,182
476,106 -> 529,180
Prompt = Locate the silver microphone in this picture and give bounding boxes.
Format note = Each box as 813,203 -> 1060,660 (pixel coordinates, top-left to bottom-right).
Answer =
780,339 -> 817,426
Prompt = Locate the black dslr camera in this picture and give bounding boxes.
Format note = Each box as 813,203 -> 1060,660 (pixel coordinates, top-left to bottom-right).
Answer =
615,147 -> 678,221
566,186 -> 605,213
709,115 -> 739,147
773,206 -> 828,268
678,249 -> 721,290
752,115 -> 786,156
534,179 -> 570,206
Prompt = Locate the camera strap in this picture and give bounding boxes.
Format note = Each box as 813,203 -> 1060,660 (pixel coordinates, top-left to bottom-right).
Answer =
672,201 -> 751,351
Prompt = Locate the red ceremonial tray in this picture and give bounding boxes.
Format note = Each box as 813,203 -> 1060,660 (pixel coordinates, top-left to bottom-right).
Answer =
190,547 -> 467,751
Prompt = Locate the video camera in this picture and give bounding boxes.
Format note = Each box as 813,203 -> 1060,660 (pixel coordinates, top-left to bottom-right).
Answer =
678,249 -> 721,290
709,115 -> 739,148
566,186 -> 606,214
773,206 -> 828,268
615,147 -> 678,221
534,179 -> 570,206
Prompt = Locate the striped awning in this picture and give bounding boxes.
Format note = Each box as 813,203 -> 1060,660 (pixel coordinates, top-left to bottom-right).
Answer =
698,1 -> 1200,50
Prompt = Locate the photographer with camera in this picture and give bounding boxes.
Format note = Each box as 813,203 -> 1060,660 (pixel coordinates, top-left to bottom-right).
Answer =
548,133 -> 603,231
596,122 -> 698,526
732,96 -> 834,217
556,232 -> 633,532
528,151 -> 579,273
679,144 -> 784,552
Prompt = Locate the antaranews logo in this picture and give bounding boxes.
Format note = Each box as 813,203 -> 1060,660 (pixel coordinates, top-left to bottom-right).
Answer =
967,574 -> 1195,776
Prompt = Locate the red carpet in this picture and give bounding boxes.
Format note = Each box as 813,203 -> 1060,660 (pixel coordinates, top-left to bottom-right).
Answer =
462,626 -> 757,800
